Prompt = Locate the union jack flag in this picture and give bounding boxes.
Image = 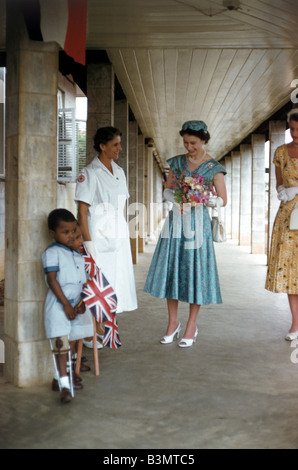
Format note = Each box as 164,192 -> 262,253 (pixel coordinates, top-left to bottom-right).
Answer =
102,316 -> 122,349
81,243 -> 97,279
80,243 -> 121,349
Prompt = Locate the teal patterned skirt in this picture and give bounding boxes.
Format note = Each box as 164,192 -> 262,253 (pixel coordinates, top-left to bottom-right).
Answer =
144,206 -> 223,305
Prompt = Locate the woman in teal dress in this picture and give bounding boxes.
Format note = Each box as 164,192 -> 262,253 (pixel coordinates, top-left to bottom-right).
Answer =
144,121 -> 227,347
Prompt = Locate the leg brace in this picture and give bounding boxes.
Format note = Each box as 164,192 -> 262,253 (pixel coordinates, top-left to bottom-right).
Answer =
49,336 -> 74,398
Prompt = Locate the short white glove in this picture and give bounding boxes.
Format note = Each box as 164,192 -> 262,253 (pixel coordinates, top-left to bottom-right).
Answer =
284,186 -> 298,201
277,185 -> 298,202
163,188 -> 176,204
209,196 -> 224,208
277,185 -> 285,193
277,185 -> 287,202
84,241 -> 97,261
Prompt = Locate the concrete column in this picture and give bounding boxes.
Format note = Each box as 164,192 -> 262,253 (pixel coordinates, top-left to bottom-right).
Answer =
128,120 -> 138,264
114,99 -> 129,178
5,1 -> 59,386
0,69 -> 4,279
251,134 -> 266,254
144,144 -> 148,236
153,160 -> 157,231
138,133 -> 145,253
224,156 -> 232,239
146,144 -> 155,242
239,145 -> 252,246
86,63 -> 114,163
231,151 -> 241,242
0,182 -> 4,280
154,159 -> 163,232
114,99 -> 129,222
267,121 -> 286,258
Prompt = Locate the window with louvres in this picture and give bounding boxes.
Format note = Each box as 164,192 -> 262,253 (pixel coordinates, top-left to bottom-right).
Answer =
57,108 -> 87,183
57,108 -> 77,183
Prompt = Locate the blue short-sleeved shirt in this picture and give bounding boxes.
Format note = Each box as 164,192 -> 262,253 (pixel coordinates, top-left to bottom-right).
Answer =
42,243 -> 88,339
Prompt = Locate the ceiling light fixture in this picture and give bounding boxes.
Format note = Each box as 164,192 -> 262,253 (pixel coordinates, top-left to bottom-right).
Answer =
222,0 -> 241,11
173,0 -> 241,17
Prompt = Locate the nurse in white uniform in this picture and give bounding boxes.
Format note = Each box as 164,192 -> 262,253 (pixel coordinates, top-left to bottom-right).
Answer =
75,126 -> 138,314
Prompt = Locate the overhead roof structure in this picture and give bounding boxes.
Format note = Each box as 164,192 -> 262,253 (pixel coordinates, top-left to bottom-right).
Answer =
1,0 -> 298,166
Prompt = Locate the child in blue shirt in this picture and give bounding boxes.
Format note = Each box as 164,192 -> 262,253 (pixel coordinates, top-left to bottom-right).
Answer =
42,209 -> 91,403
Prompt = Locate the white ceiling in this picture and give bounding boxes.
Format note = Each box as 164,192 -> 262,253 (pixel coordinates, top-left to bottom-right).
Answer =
86,0 -> 298,167
1,0 -> 298,167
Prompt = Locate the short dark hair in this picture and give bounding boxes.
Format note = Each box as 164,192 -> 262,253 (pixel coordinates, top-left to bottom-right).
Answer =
93,126 -> 122,152
179,127 -> 210,144
289,113 -> 298,123
48,209 -> 76,231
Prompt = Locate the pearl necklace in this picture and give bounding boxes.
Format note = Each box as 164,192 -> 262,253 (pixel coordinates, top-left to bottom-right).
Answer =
188,150 -> 206,165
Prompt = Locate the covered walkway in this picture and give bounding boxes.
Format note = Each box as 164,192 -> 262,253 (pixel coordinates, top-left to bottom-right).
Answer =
1,0 -> 298,389
0,240 -> 297,450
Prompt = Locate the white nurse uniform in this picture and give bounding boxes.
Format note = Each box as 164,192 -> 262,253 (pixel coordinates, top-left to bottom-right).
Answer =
75,156 -> 138,313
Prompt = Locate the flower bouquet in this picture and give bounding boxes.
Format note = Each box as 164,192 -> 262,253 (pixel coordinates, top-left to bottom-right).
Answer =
172,170 -> 216,212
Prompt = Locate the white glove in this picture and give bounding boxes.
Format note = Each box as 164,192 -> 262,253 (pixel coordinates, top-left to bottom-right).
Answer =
277,185 -> 285,193
277,185 -> 298,202
277,185 -> 287,202
84,241 -> 97,261
163,188 -> 176,204
284,186 -> 298,201
208,196 -> 224,208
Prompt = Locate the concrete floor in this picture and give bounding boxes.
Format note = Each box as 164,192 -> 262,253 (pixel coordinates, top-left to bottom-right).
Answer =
0,240 -> 297,450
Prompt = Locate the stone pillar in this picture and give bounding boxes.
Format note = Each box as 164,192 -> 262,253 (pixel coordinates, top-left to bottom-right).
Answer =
0,182 -> 4,280
231,151 -> 241,242
224,156 -> 232,239
114,99 -> 129,179
86,62 -> 114,163
0,68 -> 4,279
146,144 -> 155,242
114,99 -> 129,222
153,160 -> 157,231
251,134 -> 266,254
267,121 -> 286,258
5,1 -> 59,386
239,145 -> 252,246
138,133 -> 145,253
154,159 -> 163,232
128,120 -> 138,264
144,144 -> 148,237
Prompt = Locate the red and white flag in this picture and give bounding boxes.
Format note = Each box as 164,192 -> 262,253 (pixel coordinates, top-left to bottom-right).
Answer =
21,0 -> 87,65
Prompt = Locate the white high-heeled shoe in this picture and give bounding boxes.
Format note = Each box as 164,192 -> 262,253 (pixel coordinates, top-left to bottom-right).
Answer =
285,330 -> 298,341
160,322 -> 181,344
178,327 -> 198,348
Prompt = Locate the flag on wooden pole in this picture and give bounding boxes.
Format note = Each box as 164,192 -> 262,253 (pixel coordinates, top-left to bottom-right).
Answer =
81,243 -> 121,349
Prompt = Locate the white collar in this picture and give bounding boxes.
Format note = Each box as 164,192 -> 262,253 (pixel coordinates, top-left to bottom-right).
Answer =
92,156 -> 121,179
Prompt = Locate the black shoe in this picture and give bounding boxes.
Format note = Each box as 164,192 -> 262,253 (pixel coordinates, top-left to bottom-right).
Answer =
60,388 -> 72,404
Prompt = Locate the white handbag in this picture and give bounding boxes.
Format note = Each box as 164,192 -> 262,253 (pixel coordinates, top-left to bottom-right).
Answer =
211,198 -> 227,243
289,202 -> 298,230
212,216 -> 226,242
